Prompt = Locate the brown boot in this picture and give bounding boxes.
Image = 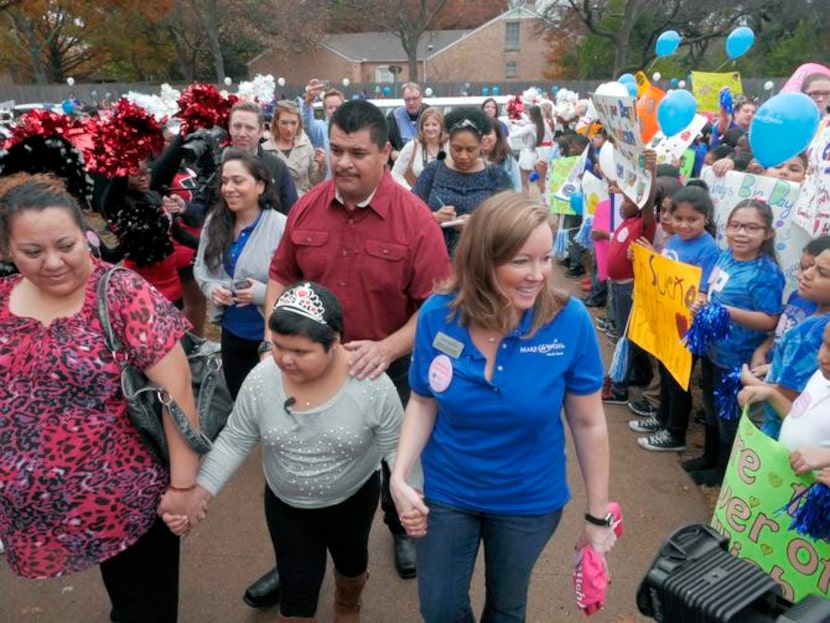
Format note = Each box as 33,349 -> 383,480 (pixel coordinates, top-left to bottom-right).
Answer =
277,614 -> 316,622
333,570 -> 368,623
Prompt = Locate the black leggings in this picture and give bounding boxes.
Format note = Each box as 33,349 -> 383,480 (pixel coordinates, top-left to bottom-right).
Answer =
656,359 -> 696,442
220,329 -> 260,400
99,517 -> 180,623
264,472 -> 380,617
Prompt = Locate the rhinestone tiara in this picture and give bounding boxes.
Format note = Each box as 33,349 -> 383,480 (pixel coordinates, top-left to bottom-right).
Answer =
274,282 -> 327,325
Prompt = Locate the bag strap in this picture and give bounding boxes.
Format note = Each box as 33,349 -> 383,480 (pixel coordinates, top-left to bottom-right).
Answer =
96,266 -> 213,454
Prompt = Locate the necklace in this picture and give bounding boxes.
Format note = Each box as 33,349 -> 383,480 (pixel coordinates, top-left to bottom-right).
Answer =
486,336 -> 497,343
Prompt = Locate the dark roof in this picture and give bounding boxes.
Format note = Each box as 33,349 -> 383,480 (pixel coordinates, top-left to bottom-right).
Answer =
320,30 -> 469,62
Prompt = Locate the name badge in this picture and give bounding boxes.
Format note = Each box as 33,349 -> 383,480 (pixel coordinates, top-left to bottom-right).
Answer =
432,331 -> 464,359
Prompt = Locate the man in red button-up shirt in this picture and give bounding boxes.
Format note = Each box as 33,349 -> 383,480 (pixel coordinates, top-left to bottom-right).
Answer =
246,100 -> 449,604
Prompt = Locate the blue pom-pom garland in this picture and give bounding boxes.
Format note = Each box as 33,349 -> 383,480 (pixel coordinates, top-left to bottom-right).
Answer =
575,215 -> 594,252
779,482 -> 830,543
715,366 -> 742,420
553,227 -> 571,259
684,301 -> 731,357
608,336 -> 629,383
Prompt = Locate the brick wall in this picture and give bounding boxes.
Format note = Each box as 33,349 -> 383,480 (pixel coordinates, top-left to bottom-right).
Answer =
426,17 -> 548,84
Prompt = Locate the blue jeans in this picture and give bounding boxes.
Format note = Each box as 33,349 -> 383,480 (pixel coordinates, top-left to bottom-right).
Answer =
417,501 -> 563,623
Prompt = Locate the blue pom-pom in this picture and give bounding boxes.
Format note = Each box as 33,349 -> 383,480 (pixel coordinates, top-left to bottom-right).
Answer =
609,337 -> 629,383
684,301 -> 731,357
715,366 -> 742,420
553,227 -> 571,259
782,483 -> 830,542
529,169 -> 539,182
575,215 -> 594,252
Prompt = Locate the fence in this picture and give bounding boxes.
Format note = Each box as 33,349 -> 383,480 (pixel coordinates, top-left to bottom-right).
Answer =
0,78 -> 787,110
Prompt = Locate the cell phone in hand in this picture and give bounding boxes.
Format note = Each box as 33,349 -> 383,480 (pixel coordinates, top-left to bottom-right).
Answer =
233,279 -> 252,292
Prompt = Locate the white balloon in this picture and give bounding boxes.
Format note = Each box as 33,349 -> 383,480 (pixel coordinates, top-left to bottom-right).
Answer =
277,77 -> 286,87
342,78 -> 350,87
424,87 -> 434,97
599,142 -> 617,182
595,81 -> 629,98
678,80 -> 686,89
66,77 -> 75,86
652,72 -> 662,82
764,80 -> 774,91
223,76 -> 232,86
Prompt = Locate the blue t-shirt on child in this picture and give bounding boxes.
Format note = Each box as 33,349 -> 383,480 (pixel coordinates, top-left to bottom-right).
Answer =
706,250 -> 785,370
769,292 -> 817,360
663,233 -> 721,293
410,293 -> 604,515
763,312 -> 830,438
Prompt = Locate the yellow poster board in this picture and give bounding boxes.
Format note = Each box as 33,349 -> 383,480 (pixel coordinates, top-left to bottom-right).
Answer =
691,71 -> 743,114
629,245 -> 699,390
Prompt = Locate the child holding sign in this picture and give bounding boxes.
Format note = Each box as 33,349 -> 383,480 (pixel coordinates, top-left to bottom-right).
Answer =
691,199 -> 785,486
631,185 -> 721,453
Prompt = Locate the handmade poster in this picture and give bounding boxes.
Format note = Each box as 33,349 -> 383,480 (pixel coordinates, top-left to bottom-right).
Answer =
592,93 -> 653,207
691,71 -> 743,114
554,144 -> 589,203
629,245 -> 698,389
645,114 -> 708,166
580,170 -> 608,216
792,116 -> 830,238
679,148 -> 696,179
701,168 -> 810,296
547,155 -> 581,215
711,413 -> 830,602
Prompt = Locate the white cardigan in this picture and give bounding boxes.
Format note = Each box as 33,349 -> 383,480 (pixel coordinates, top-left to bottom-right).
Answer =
391,140 -> 448,190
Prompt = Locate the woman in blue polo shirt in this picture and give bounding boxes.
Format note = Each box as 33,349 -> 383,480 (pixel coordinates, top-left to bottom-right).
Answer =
390,192 -> 615,622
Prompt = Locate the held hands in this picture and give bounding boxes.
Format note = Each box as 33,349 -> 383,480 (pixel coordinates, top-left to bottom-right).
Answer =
390,477 -> 429,539
343,338 -> 395,380
158,485 -> 213,536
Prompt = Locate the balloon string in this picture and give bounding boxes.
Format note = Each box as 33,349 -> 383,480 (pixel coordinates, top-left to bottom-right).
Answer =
714,59 -> 733,72
646,58 -> 657,73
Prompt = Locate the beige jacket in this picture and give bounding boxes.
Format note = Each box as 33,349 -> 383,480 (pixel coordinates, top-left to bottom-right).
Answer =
263,131 -> 325,195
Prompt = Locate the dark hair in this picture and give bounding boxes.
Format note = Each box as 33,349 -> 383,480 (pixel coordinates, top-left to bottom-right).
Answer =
804,236 -> 830,256
656,164 -> 680,178
268,282 -> 343,351
728,199 -> 778,265
685,178 -> 710,192
444,106 -> 490,139
230,101 -> 265,127
733,151 -> 753,172
710,145 -> 734,160
527,105 -> 545,148
484,117 -> 511,165
203,150 -> 278,272
655,175 -> 682,207
481,97 -> 500,116
555,137 -> 571,157
723,128 -> 745,148
330,99 -> 388,149
671,185 -> 715,236
567,133 -> 590,153
0,176 -> 84,251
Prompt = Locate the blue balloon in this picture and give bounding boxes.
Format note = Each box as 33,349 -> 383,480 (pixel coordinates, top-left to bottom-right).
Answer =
618,73 -> 636,85
657,89 -> 698,137
492,85 -> 500,96
670,78 -> 679,88
655,30 -> 681,58
726,26 -> 754,60
749,92 -> 820,168
625,81 -> 638,97
61,99 -> 75,114
383,86 -> 391,97
482,87 -> 490,96
569,191 -> 584,215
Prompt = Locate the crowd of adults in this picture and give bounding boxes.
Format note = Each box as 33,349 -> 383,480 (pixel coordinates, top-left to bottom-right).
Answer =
0,68 -> 828,623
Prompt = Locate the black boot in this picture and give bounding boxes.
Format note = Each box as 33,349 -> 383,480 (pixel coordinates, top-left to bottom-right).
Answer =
682,425 -> 719,472
690,441 -> 729,487
393,533 -> 417,579
243,567 -> 280,608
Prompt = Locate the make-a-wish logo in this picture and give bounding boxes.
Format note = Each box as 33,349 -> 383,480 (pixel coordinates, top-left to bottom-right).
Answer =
519,340 -> 566,356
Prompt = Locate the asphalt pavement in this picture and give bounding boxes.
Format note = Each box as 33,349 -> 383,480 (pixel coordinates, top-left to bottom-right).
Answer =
0,260 -> 713,623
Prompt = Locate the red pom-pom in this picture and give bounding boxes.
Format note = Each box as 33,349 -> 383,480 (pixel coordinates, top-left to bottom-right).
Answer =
177,83 -> 239,135
506,95 -> 524,120
6,109 -> 86,148
85,99 -> 165,178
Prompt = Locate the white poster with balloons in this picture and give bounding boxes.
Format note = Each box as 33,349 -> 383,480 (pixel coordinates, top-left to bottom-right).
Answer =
645,114 -> 708,166
792,116 -> 830,237
591,92 -> 653,207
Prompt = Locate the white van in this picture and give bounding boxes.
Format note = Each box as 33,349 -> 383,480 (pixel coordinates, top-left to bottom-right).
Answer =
313,95 -> 512,120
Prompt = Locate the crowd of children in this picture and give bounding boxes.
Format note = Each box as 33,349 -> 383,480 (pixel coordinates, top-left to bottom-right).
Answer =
555,92 -> 829,489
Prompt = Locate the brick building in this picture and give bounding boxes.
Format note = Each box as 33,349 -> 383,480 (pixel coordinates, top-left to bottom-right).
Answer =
247,2 -> 551,89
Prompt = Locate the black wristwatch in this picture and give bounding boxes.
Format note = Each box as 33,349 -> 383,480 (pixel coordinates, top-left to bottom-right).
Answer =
584,511 -> 614,527
257,340 -> 273,355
